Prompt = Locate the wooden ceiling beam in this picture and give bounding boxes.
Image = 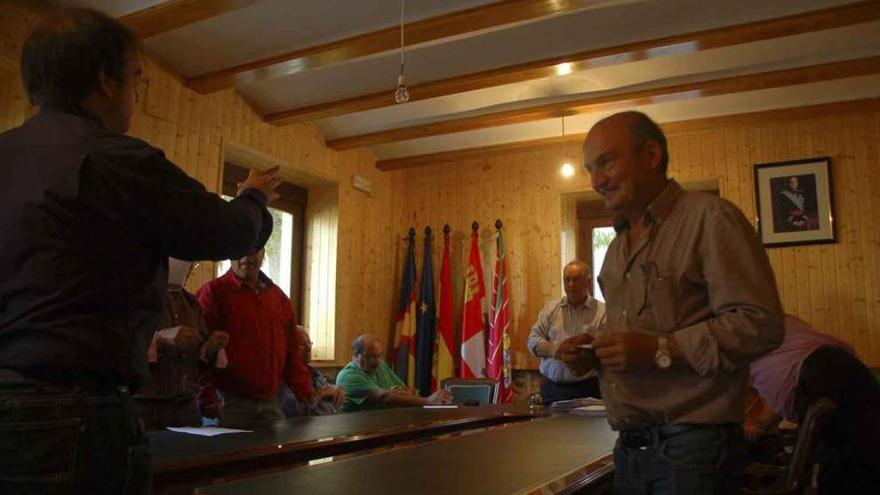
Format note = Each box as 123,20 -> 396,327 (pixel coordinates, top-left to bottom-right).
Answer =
185,0 -> 597,94
375,97 -> 880,171
120,0 -> 263,39
328,55 -> 880,150
267,0 -> 880,125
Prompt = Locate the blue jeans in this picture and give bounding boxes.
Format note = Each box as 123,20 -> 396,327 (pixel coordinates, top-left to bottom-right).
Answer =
0,370 -> 151,494
613,423 -> 745,495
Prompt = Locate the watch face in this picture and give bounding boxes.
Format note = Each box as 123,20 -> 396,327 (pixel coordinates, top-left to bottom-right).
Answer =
656,353 -> 672,369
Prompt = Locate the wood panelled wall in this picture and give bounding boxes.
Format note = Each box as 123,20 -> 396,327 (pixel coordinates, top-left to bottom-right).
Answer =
0,3 -> 396,364
4,4 -> 880,369
390,101 -> 880,368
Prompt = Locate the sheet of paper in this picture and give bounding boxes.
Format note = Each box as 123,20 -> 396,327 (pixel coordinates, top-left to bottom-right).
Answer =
166,426 -> 253,437
570,404 -> 607,417
423,405 -> 459,409
550,397 -> 604,409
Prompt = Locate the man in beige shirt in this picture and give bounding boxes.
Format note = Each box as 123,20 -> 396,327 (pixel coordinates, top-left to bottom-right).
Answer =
527,261 -> 606,404
563,111 -> 783,495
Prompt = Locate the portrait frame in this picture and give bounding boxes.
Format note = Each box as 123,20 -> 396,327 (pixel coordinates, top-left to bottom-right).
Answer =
753,157 -> 835,248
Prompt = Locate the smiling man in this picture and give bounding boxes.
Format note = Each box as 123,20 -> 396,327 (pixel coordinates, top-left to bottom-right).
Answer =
560,111 -> 783,495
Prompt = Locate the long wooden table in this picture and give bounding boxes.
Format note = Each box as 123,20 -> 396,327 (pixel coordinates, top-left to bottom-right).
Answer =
195,415 -> 617,495
151,405 -> 534,492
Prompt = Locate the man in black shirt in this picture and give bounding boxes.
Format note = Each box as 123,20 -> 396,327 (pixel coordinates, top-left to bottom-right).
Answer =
0,8 -> 279,494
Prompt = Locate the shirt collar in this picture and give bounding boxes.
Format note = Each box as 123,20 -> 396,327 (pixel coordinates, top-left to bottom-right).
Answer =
39,104 -> 106,130
222,268 -> 273,290
561,294 -> 594,309
613,179 -> 683,233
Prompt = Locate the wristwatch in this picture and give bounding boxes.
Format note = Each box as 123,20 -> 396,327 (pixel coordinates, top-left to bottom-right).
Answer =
655,336 -> 672,370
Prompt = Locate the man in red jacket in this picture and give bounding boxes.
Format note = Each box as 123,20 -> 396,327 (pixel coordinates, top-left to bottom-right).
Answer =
197,247 -> 313,427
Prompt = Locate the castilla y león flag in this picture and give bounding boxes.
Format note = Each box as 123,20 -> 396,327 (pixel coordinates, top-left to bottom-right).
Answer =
460,224 -> 486,379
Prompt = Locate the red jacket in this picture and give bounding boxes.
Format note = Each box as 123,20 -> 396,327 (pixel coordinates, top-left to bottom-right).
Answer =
196,270 -> 313,401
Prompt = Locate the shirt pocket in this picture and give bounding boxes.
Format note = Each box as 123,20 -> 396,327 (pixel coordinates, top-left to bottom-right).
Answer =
638,273 -> 681,331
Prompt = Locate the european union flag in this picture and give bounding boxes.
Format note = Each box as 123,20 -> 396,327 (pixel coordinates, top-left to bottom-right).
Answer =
415,227 -> 437,397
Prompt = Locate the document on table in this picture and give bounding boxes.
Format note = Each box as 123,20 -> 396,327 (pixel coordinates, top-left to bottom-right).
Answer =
166,426 -> 253,437
423,405 -> 459,409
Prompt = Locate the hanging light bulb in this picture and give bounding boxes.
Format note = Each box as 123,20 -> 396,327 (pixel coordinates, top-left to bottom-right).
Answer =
393,0 -> 410,104
560,162 -> 575,177
394,74 -> 410,104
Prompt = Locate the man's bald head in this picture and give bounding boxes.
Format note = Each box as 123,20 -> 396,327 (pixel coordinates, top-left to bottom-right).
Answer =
585,111 -> 668,174
563,260 -> 591,305
352,334 -> 383,371
582,111 -> 669,216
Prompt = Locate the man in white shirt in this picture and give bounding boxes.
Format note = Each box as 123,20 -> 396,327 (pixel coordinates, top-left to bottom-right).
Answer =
527,260 -> 606,404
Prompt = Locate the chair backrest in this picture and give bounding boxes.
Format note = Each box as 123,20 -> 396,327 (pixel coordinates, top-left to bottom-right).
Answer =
784,397 -> 836,492
441,378 -> 498,405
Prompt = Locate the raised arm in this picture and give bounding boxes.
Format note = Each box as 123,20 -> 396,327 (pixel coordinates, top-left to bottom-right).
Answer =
78,142 -> 275,261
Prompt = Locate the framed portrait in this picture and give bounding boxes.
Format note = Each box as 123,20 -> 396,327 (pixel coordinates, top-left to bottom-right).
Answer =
754,157 -> 835,248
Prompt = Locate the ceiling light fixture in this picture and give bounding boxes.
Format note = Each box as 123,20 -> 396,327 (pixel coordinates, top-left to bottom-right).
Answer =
560,115 -> 574,178
393,0 -> 410,104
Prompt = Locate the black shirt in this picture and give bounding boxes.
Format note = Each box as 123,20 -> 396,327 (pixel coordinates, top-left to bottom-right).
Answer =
0,107 -> 272,390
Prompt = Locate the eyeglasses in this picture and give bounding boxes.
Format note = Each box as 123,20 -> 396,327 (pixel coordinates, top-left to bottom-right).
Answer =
360,352 -> 382,360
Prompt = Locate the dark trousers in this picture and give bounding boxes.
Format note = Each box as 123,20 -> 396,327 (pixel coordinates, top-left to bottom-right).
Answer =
794,346 -> 880,495
0,370 -> 151,495
540,375 -> 602,404
613,423 -> 745,495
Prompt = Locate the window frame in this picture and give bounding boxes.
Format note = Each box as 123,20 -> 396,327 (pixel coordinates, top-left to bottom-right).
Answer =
221,162 -> 308,320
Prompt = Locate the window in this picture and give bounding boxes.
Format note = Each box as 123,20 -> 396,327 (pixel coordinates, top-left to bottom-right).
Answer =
219,145 -> 338,362
217,204 -> 296,297
218,162 -> 307,317
577,199 -> 615,302
590,226 -> 616,301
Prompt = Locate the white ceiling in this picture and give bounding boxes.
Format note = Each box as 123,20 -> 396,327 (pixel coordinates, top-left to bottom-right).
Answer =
61,0 -> 880,164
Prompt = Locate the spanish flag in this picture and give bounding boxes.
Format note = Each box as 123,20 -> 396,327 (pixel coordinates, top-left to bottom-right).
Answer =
433,225 -> 456,390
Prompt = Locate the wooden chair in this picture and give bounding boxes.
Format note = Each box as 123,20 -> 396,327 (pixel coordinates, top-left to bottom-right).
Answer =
742,397 -> 837,495
440,378 -> 498,405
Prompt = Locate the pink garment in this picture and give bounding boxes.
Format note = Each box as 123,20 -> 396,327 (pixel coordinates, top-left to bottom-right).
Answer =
750,315 -> 854,421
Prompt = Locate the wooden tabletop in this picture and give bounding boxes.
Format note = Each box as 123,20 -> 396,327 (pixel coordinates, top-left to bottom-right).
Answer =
151,405 -> 534,490
195,414 -> 616,495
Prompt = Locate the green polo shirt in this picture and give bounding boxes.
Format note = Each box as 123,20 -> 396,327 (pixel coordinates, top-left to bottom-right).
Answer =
336,361 -> 406,412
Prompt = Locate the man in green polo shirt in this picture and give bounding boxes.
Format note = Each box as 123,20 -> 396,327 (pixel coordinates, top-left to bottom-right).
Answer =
336,334 -> 451,412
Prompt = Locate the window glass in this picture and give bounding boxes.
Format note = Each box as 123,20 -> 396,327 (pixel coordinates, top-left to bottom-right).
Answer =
591,226 -> 616,302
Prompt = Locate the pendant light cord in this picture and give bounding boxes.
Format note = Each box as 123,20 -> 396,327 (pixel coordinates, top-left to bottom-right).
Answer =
399,0 -> 406,82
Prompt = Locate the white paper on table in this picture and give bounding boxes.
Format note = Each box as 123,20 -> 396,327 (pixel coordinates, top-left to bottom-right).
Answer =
422,405 -> 459,409
166,426 -> 253,437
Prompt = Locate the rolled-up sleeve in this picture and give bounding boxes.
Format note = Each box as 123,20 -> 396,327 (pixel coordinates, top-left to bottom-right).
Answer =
527,304 -> 556,358
674,200 -> 784,376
